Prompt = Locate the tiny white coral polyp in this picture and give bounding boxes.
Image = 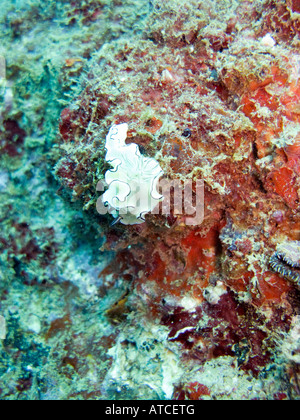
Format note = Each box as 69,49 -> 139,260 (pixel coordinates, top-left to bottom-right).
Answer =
101,123 -> 164,225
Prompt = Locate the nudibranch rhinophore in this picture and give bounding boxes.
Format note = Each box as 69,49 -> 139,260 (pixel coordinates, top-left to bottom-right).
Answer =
100,123 -> 164,225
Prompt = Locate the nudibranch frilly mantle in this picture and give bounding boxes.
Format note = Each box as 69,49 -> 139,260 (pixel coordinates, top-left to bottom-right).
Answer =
100,123 -> 164,225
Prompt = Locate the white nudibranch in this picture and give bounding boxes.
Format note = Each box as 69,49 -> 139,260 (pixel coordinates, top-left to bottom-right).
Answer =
101,123 -> 164,225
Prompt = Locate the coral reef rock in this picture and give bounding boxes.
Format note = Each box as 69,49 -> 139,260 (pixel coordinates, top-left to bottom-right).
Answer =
1,0 -> 300,400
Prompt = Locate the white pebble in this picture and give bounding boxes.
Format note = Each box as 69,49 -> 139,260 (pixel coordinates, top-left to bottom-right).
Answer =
27,314 -> 41,334
261,34 -> 276,47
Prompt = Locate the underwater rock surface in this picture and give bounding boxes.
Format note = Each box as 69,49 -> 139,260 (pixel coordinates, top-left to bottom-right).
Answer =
0,0 -> 300,400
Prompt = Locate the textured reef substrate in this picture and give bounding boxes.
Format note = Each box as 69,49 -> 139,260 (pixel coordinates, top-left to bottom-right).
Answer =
0,0 -> 300,400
